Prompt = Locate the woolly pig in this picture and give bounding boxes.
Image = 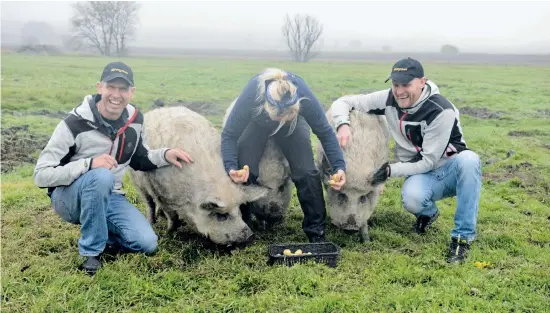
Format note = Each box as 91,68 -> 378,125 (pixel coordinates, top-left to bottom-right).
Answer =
129,106 -> 268,246
317,110 -> 390,242
222,99 -> 293,229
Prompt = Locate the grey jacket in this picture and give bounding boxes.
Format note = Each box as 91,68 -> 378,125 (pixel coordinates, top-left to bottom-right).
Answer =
34,94 -> 169,195
330,81 -> 468,177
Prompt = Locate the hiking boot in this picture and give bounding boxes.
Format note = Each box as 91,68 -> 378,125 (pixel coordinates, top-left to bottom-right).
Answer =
81,256 -> 102,276
415,210 -> 440,234
447,237 -> 471,263
294,170 -> 327,243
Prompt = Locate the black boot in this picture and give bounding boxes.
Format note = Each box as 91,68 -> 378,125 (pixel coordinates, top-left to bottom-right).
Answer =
81,256 -> 102,276
294,170 -> 327,243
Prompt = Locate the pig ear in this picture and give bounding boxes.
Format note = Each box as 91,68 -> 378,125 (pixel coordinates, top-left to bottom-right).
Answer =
240,185 -> 269,203
200,197 -> 226,210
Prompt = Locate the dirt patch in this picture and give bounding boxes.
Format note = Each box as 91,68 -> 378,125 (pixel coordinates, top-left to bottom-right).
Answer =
1,125 -> 49,173
459,107 -> 502,119
6,110 -> 68,119
508,130 -> 547,137
152,99 -> 223,115
483,162 -> 549,201
30,109 -> 68,119
537,109 -> 550,118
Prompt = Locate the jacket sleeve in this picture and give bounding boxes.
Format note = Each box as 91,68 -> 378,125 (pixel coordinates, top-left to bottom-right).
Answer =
389,109 -> 456,177
298,79 -> 346,173
34,121 -> 92,188
221,76 -> 259,174
330,90 -> 389,129
129,127 -> 169,171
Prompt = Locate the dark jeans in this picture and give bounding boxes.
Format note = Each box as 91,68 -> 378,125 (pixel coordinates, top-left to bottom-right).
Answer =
237,117 -> 326,239
237,117 -> 316,182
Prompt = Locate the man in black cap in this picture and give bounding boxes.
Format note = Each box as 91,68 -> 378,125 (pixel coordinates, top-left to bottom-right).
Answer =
329,57 -> 482,263
34,61 -> 194,275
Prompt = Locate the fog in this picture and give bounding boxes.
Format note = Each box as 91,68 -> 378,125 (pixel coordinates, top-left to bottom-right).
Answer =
2,1 -> 550,54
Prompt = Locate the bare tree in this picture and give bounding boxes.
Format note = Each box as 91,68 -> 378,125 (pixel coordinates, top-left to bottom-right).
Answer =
281,14 -> 323,62
70,1 -> 140,56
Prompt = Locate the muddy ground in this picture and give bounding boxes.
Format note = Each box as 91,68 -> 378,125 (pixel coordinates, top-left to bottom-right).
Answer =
459,107 -> 502,119
152,99 -> 223,116
1,125 -> 49,173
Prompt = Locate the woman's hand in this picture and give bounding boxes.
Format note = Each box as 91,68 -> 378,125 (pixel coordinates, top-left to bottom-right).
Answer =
328,169 -> 346,191
229,165 -> 249,183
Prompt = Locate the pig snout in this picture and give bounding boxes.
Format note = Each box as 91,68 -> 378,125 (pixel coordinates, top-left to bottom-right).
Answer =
340,214 -> 360,231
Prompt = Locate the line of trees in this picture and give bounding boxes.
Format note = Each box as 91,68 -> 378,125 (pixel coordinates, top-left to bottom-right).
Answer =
65,3 -> 459,61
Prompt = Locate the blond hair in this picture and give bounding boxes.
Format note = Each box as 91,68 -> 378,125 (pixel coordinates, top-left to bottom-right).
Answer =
254,68 -> 307,136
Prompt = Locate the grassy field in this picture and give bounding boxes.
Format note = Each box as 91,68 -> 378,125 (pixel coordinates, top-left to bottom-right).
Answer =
1,54 -> 550,312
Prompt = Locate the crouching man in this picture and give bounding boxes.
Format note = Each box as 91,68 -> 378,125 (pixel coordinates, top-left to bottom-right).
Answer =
34,61 -> 193,275
330,58 -> 482,263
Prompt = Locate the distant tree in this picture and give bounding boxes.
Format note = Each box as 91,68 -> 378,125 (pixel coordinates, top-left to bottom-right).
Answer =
281,13 -> 323,62
21,21 -> 58,46
440,44 -> 459,55
348,40 -> 362,49
70,1 -> 140,56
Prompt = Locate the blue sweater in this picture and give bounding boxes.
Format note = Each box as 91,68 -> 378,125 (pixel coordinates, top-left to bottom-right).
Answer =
221,73 -> 346,175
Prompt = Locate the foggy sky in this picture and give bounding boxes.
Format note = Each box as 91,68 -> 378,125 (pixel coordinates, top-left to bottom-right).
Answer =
2,0 -> 550,54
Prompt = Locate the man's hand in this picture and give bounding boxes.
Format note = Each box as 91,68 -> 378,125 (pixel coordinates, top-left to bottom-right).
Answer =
328,169 -> 346,191
229,165 -> 249,184
91,154 -> 118,170
165,148 -> 194,169
372,162 -> 390,185
337,124 -> 352,148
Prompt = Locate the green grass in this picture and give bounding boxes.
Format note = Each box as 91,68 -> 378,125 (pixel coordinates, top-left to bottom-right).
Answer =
2,54 -> 550,312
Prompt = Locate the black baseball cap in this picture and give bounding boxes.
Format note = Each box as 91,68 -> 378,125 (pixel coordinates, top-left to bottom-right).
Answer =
100,61 -> 134,86
385,57 -> 424,84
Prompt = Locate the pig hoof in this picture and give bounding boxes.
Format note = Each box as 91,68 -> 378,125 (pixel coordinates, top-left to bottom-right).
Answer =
166,219 -> 181,234
360,227 -> 370,243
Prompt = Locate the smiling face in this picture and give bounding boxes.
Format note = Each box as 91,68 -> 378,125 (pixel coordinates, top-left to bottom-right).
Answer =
391,77 -> 427,108
96,78 -> 135,120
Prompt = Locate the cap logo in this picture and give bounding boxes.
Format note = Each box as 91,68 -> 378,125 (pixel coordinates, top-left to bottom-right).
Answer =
393,67 -> 408,71
111,68 -> 129,75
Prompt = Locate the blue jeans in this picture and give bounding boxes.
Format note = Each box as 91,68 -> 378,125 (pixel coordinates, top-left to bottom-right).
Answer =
51,168 -> 158,257
401,150 -> 482,241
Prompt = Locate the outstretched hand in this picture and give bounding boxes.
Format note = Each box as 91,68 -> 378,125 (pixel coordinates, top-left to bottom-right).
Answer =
328,169 -> 346,191
229,165 -> 249,184
337,124 -> 352,148
165,148 -> 194,168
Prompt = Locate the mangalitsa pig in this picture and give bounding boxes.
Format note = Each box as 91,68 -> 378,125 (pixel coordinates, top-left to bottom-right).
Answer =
222,99 -> 293,229
317,109 -> 390,242
129,106 -> 268,246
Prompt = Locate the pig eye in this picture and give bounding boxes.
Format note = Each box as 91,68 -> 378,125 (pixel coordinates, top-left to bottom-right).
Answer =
337,193 -> 348,204
359,195 -> 368,204
201,202 -> 219,211
278,184 -> 285,193
210,212 -> 229,222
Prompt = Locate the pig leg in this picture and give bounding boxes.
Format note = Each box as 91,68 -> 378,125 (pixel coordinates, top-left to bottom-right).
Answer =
163,208 -> 181,233
240,204 -> 253,228
142,193 -> 157,224
360,224 -> 370,243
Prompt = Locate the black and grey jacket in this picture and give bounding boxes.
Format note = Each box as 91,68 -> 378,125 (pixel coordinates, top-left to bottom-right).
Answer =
330,81 -> 468,177
34,94 -> 169,195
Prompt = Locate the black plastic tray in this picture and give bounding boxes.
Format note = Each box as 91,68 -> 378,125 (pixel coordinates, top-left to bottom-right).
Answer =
267,242 -> 340,268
